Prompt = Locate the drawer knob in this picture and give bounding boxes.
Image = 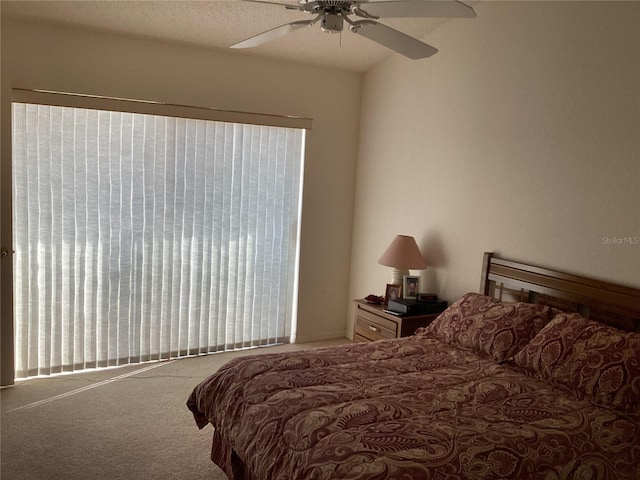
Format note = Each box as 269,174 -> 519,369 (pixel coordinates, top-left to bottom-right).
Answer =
369,325 -> 381,333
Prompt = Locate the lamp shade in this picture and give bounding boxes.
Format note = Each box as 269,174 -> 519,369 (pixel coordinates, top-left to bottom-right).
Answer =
378,235 -> 427,270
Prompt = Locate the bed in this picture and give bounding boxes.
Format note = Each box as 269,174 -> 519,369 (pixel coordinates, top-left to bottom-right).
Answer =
187,252 -> 640,480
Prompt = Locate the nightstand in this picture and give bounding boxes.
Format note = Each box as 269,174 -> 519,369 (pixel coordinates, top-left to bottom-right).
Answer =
353,299 -> 447,343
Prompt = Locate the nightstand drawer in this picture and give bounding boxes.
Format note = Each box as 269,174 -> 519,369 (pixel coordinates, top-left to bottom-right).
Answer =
357,308 -> 398,333
355,310 -> 397,341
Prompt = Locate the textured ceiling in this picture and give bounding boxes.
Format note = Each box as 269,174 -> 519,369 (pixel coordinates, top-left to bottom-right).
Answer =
1,0 -> 464,73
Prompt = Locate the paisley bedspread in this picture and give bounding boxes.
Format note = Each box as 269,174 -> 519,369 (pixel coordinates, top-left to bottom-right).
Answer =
187,334 -> 640,480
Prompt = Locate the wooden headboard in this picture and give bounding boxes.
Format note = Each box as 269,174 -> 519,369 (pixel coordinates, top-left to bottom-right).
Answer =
480,252 -> 640,332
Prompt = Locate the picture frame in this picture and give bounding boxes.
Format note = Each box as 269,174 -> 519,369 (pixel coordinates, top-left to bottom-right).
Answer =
384,284 -> 401,305
403,275 -> 420,299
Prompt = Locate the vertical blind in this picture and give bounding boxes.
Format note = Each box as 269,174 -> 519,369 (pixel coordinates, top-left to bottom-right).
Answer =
12,102 -> 305,379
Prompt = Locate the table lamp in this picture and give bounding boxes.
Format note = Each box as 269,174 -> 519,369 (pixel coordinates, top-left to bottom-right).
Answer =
378,235 -> 428,286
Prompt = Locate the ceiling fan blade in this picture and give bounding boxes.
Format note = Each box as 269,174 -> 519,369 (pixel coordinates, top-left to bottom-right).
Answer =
242,0 -> 303,10
350,21 -> 438,59
356,0 -> 476,19
231,20 -> 315,49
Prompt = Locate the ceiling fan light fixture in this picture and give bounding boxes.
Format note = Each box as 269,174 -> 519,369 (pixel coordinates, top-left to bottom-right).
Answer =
321,12 -> 344,33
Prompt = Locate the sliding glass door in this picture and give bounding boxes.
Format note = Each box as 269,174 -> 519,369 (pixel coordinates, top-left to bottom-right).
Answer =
11,98 -> 306,379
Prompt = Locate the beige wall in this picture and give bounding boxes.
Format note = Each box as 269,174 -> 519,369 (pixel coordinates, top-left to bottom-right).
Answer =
349,1 -> 640,335
0,17 -> 361,381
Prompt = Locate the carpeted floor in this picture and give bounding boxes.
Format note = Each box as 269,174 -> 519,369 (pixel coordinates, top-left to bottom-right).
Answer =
0,338 -> 349,480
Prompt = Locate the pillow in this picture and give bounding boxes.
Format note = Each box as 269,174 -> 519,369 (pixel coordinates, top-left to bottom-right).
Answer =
419,292 -> 556,362
514,313 -> 640,415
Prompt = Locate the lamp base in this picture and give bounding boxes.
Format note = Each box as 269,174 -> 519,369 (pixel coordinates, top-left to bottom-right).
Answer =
390,268 -> 409,288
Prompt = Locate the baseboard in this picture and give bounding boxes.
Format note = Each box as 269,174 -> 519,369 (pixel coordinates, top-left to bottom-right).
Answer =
294,330 -> 349,344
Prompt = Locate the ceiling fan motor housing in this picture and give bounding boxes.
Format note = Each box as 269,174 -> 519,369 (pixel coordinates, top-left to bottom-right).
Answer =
301,0 -> 354,12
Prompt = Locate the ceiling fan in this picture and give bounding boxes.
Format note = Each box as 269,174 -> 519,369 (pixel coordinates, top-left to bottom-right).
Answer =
231,0 -> 476,59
